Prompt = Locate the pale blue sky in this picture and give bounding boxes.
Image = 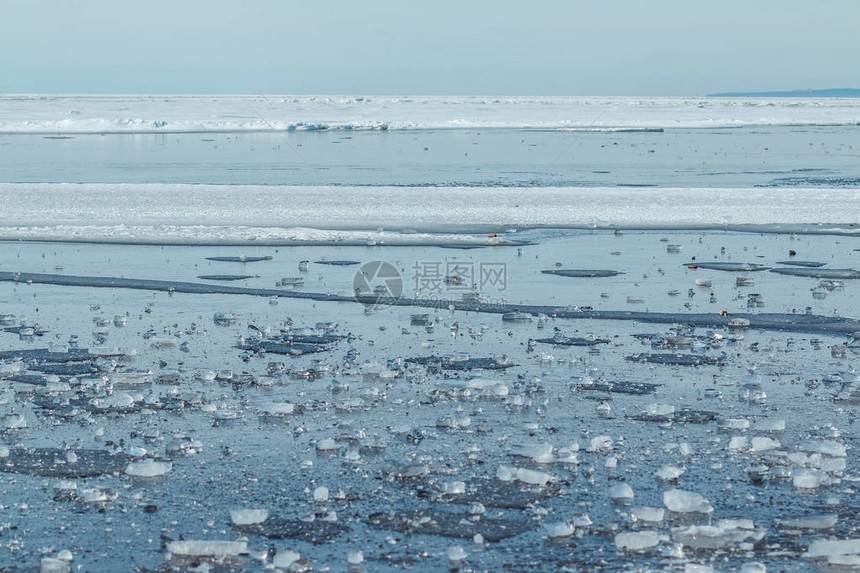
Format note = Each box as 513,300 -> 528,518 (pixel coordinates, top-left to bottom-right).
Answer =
1,0 -> 857,95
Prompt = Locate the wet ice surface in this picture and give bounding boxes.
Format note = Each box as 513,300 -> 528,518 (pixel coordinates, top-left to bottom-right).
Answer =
1,229 -> 860,571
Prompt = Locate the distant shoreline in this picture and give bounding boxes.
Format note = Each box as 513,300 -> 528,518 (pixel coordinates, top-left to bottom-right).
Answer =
709,88 -> 860,98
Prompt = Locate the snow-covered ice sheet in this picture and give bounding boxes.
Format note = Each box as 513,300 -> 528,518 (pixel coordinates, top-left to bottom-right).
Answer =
2,95 -> 860,133
0,183 -> 857,243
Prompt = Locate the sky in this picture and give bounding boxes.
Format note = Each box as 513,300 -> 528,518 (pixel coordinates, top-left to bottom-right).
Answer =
1,0 -> 858,96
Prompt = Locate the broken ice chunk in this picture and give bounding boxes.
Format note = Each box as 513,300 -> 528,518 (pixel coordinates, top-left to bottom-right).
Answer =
196,370 -> 218,382
817,456 -> 847,472
468,503 -> 485,516
463,378 -> 509,398
609,483 -> 634,503
273,550 -> 301,568
754,419 -> 785,433
556,444 -> 580,464
720,418 -> 750,431
230,508 -> 268,525
259,402 -> 296,418
543,521 -> 575,538
801,440 -> 847,457
728,437 -> 749,452
630,506 -> 664,524
166,437 -> 203,457
91,392 -> 137,411
672,520 -> 761,550
656,466 -> 685,482
40,558 -> 70,573
493,465 -> 513,483
497,465 -> 555,486
615,530 -> 662,553
316,438 -> 338,452
442,481 -> 466,495
125,460 -> 172,478
347,550 -> 364,565
167,540 -> 248,558
806,538 -> 860,558
778,514 -> 838,530
516,468 -> 555,486
663,489 -> 713,514
647,403 -> 675,417
383,461 -> 429,479
79,487 -> 118,504
3,412 -> 26,430
793,469 -> 832,490
509,443 -> 554,463
750,437 -> 780,452
436,415 -> 471,430
446,546 -> 467,564
572,514 -> 592,528
587,435 -> 613,453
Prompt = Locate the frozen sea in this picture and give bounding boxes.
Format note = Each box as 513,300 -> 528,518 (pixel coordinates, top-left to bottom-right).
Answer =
1,96 -> 860,572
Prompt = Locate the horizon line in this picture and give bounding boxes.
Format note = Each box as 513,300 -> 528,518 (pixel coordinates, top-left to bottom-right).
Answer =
2,89 -> 859,98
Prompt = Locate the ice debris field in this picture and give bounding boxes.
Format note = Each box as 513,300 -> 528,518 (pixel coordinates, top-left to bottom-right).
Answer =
1,228 -> 860,572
